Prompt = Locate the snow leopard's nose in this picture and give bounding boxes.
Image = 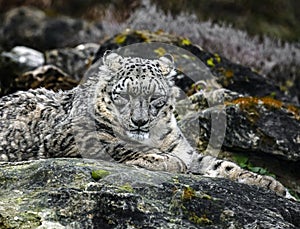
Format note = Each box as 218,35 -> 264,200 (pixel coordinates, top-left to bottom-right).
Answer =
131,116 -> 149,128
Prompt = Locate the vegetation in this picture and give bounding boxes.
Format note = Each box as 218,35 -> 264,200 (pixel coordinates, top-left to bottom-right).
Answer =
0,0 -> 299,41
232,153 -> 275,177
91,169 -> 110,181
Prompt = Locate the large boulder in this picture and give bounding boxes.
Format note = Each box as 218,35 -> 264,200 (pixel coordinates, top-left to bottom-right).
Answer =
180,92 -> 300,162
0,158 -> 299,228
0,43 -> 99,97
0,6 -> 103,51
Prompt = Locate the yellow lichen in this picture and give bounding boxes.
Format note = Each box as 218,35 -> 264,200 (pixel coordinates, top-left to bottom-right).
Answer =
154,47 -> 166,56
227,96 -> 300,120
182,54 -> 195,60
287,105 -> 300,120
260,97 -> 283,109
225,70 -> 234,78
134,30 -> 150,42
189,213 -> 212,225
206,58 -> 215,67
181,38 -> 191,46
182,186 -> 196,201
201,193 -> 212,200
155,29 -> 165,35
114,34 -> 127,44
286,79 -> 294,88
214,53 -> 221,63
229,97 -> 283,109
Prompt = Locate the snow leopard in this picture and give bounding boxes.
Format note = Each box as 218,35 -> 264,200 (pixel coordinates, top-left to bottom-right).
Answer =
0,52 -> 294,199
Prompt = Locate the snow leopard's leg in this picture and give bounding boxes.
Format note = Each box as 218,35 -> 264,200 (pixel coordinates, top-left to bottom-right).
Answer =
189,155 -> 295,200
125,149 -> 187,173
115,125 -> 195,173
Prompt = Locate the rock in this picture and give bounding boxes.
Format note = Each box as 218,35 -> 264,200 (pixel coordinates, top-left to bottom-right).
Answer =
0,46 -> 45,96
0,46 -> 44,72
224,97 -> 300,161
180,92 -> 300,162
0,6 -> 46,50
0,158 -> 299,228
178,90 -> 300,197
14,65 -> 78,92
0,6 -> 103,51
93,29 -> 213,93
41,17 -> 102,50
0,43 -> 98,96
45,43 -> 100,81
173,39 -> 297,106
1,5 -> 299,102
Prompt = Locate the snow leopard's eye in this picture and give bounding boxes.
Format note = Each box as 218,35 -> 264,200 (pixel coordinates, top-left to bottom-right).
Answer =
119,93 -> 130,101
150,97 -> 166,109
149,96 -> 167,117
112,93 -> 130,106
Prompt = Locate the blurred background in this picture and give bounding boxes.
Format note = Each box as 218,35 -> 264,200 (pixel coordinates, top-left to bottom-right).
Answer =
0,0 -> 299,42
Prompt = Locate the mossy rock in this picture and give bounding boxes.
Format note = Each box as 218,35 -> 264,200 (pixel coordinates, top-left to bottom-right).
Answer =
0,158 -> 299,228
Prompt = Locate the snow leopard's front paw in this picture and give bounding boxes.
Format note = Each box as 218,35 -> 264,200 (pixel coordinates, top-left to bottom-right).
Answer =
189,155 -> 296,200
126,153 -> 187,173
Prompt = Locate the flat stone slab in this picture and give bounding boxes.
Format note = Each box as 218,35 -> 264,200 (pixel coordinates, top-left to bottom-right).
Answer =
0,158 -> 299,228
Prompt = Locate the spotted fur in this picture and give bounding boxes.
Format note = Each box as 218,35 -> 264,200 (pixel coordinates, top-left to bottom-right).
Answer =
0,53 -> 294,199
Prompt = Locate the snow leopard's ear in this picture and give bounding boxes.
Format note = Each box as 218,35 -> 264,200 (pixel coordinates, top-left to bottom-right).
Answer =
158,54 -> 175,76
102,51 -> 123,72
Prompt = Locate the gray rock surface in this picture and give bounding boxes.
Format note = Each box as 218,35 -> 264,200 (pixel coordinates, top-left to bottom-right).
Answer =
45,43 -> 100,81
179,91 -> 300,162
0,158 -> 299,229
177,89 -> 300,198
0,46 -> 45,96
0,46 -> 44,72
0,43 -> 98,96
14,65 -> 78,92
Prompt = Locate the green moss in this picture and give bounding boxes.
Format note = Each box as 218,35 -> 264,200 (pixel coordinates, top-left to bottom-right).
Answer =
91,169 -> 110,181
172,176 -> 180,185
288,189 -> 300,201
19,211 -> 41,228
117,183 -> 134,193
134,30 -> 151,42
270,91 -> 277,98
1,211 -> 41,229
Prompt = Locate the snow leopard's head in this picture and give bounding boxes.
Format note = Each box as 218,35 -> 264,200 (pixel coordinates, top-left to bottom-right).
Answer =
98,52 -> 179,142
